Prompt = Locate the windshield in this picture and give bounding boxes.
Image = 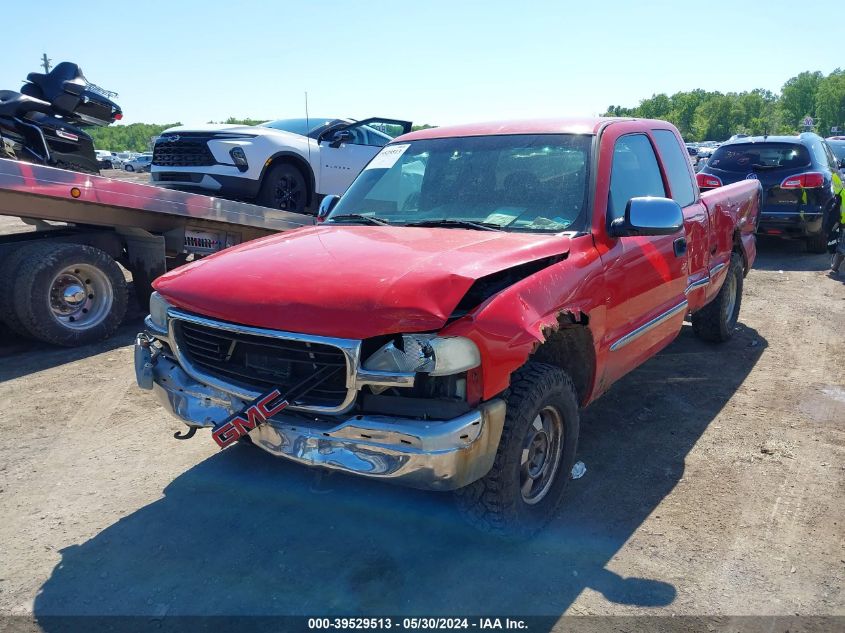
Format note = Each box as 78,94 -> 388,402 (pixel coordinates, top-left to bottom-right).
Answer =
329,134 -> 592,233
260,117 -> 342,138
707,142 -> 811,172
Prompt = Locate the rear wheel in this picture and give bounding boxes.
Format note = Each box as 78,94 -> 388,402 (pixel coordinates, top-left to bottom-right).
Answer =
258,162 -> 309,213
691,252 -> 743,342
0,246 -> 36,337
455,362 -> 580,537
11,242 -> 128,346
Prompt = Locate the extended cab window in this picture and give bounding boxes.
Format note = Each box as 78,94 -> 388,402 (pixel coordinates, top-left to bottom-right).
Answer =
331,134 -> 592,232
608,134 -> 666,222
653,129 -> 695,207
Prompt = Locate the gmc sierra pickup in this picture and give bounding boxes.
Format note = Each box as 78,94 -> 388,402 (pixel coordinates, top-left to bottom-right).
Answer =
135,117 -> 761,534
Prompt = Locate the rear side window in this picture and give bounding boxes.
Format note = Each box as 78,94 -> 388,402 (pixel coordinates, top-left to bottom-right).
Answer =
608,134 -> 666,221
708,143 -> 811,172
653,129 -> 695,207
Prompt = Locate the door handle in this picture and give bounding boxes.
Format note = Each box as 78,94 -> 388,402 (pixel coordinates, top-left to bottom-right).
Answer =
673,237 -> 687,257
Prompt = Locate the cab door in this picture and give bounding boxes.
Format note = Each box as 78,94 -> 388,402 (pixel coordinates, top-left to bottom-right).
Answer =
595,129 -> 688,387
651,128 -> 711,311
318,118 -> 412,195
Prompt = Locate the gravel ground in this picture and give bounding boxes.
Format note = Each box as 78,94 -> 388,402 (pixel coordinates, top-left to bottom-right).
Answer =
0,213 -> 842,624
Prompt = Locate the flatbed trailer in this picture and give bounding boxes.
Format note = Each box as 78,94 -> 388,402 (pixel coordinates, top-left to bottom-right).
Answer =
0,159 -> 312,346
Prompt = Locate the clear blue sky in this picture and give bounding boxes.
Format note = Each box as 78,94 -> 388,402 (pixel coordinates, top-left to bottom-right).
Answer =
2,0 -> 840,127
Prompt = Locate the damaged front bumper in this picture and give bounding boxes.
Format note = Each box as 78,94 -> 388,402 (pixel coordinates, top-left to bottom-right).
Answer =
135,336 -> 506,491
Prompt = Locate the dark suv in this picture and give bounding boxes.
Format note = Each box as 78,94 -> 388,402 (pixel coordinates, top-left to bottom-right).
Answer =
697,133 -> 840,252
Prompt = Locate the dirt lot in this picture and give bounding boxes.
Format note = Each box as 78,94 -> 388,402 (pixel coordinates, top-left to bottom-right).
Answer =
0,212 -> 843,624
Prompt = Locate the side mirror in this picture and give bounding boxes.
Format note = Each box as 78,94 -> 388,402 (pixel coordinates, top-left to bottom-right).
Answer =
317,195 -> 340,222
609,197 -> 684,237
329,130 -> 353,149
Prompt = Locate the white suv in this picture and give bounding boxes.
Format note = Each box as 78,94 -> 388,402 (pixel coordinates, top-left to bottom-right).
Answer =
150,117 -> 411,213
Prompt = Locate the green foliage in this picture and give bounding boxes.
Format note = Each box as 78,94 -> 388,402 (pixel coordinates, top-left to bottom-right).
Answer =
780,71 -> 823,126
88,122 -> 180,152
206,117 -> 269,126
602,69 -> 845,141
814,69 -> 845,136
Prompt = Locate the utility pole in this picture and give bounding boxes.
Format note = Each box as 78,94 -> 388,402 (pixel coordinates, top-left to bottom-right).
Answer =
40,53 -> 51,73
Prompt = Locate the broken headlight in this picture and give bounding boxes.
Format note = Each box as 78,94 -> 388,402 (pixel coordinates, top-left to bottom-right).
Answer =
147,291 -> 172,332
362,334 -> 480,377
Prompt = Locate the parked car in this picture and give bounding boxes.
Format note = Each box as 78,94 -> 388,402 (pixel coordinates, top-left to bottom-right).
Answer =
150,117 -> 412,213
826,138 -> 845,175
94,149 -> 117,169
124,154 -> 152,172
697,132 -> 840,252
135,117 -> 761,535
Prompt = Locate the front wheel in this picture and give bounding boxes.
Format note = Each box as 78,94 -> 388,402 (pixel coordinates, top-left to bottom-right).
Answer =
691,252 -> 743,342
455,362 -> 580,537
258,162 -> 309,213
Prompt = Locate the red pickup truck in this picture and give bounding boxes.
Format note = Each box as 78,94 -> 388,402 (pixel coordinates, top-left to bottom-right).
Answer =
135,117 -> 761,535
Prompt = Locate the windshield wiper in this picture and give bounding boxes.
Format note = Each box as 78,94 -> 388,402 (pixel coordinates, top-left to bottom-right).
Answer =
328,213 -> 391,226
402,219 -> 504,231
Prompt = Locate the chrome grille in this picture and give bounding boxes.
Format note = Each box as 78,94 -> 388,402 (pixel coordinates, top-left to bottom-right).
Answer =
153,135 -> 216,167
174,320 -> 350,409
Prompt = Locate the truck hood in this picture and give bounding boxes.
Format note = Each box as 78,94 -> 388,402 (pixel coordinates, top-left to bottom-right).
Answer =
153,225 -> 571,339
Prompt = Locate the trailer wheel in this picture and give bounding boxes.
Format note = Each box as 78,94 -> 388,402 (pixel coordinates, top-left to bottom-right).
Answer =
258,162 -> 309,213
0,246 -> 36,337
691,252 -> 743,343
11,242 -> 128,346
455,362 -> 580,538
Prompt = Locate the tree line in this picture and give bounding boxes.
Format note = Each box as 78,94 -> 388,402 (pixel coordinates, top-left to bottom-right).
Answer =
603,69 -> 845,142
88,117 -> 436,152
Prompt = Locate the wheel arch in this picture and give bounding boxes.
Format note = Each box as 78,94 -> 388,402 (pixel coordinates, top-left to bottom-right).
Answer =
733,228 -> 750,274
260,151 -> 317,207
528,317 -> 597,407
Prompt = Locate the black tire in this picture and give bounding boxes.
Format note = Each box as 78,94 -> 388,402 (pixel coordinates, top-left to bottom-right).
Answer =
0,246 -> 37,337
806,231 -> 828,254
691,252 -> 743,342
11,242 -> 128,346
258,162 -> 309,213
455,362 -> 580,538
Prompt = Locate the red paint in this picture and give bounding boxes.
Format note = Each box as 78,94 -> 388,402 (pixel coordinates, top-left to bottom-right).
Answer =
780,172 -> 824,189
154,225 -> 572,339
212,389 -> 289,448
153,118 -> 760,408
696,173 -> 723,189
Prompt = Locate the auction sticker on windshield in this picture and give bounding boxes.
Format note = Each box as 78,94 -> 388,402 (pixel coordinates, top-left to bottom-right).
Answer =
366,144 -> 410,170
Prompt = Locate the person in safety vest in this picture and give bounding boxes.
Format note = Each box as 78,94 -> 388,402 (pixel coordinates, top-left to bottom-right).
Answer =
827,171 -> 845,276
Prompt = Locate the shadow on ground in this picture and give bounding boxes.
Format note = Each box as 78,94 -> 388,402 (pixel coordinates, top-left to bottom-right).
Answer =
33,322 -> 766,623
0,317 -> 143,381
0,279 -> 144,380
752,236 -> 831,272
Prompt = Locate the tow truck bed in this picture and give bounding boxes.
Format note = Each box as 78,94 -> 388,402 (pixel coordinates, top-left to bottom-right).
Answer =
0,159 -> 313,346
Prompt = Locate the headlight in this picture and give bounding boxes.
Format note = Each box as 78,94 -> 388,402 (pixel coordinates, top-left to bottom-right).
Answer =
363,334 -> 480,377
148,291 -> 171,332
